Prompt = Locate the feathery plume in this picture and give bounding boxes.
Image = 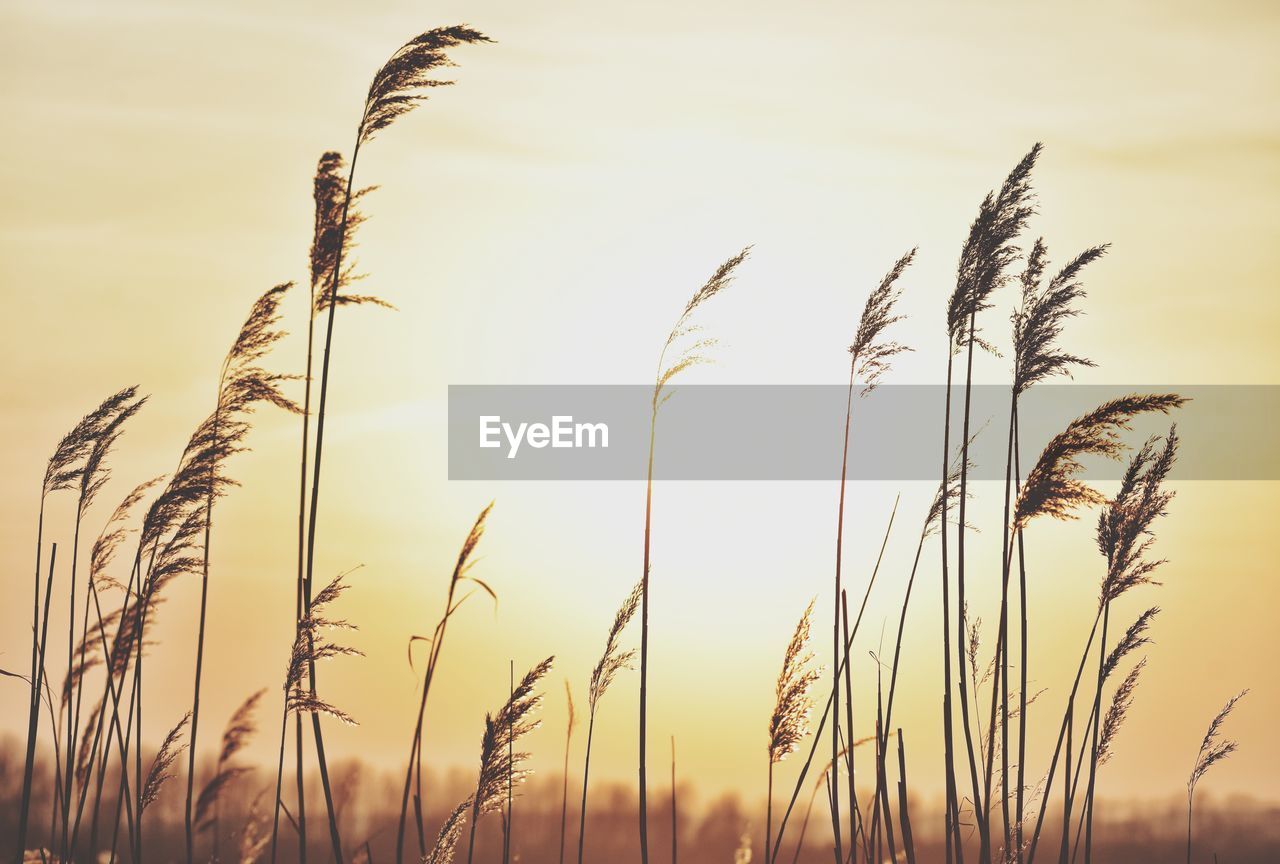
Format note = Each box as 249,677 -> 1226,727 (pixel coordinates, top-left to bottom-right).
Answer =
426,796 -> 474,864
472,657 -> 553,817
61,610 -> 117,708
77,391 -> 148,516
1015,396 -> 1184,528
849,248 -> 915,395
285,570 -> 363,726
1098,428 -> 1179,602
768,601 -> 821,764
1098,658 -> 1145,766
1102,607 -> 1159,682
218,283 -> 300,418
74,696 -> 103,786
239,789 -> 273,863
42,386 -> 142,496
589,580 -> 642,712
311,153 -> 385,313
1012,240 -> 1105,395
196,689 -> 266,829
947,144 -> 1042,350
925,435 -> 978,538
359,26 -> 494,144
141,712 -> 191,812
654,248 -> 751,409
89,477 -> 163,592
1188,690 -> 1247,791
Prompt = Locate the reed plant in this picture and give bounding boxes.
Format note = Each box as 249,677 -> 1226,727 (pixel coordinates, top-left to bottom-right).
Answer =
766,601 -> 820,864
988,237 -> 1104,860
397,504 -> 497,861
465,657 -> 554,864
831,247 -> 914,863
945,143 -> 1042,864
270,570 -> 363,863
578,580 -> 642,864
1186,691 -> 1247,864
195,689 -> 265,861
558,682 -> 576,864
300,28 -> 491,862
16,387 -> 143,859
639,247 -> 750,863
1009,238 -> 1105,860
185,283 -> 297,864
1023,417 -> 1185,863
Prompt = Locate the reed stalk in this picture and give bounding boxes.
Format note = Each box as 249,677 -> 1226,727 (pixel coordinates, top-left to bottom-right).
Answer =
1023,417 -> 1183,863
185,284 -> 294,864
466,658 -> 553,864
301,30 -> 491,862
640,248 -> 749,863
767,601 -> 820,864
948,143 -> 1042,863
17,388 -> 141,859
577,580 -> 641,864
396,504 -> 496,861
670,736 -> 678,864
270,570 -> 363,864
195,689 -> 265,861
831,248 -> 914,863
994,238 -> 1103,862
1186,691 -> 1247,864
559,682 -> 575,864
768,504 -> 896,864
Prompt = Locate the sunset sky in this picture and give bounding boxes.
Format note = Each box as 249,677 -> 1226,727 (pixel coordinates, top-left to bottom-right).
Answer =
1,0 -> 1277,815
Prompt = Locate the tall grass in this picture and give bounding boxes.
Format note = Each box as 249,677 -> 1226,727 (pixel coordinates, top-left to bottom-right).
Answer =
766,601 -> 820,864
767,503 -> 897,864
397,504 -> 496,861
270,569 -> 363,863
61,390 -> 147,859
578,580 -> 641,864
1021,406 -> 1185,864
995,237 -> 1103,860
295,148 -> 373,864
831,247 -> 914,863
639,247 -> 750,863
301,28 -> 492,863
946,143 -> 1041,864
195,688 -> 265,860
559,682 -> 575,864
184,283 -> 297,864
15,389 -> 146,860
1186,691 -> 1247,864
67,480 -> 157,858
1080,429 -> 1179,863
16,388 -> 142,859
7,102 -> 1261,864
465,657 -> 554,864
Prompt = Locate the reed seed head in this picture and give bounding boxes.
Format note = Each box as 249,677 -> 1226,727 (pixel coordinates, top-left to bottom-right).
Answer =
1189,690 -> 1248,794
948,144 -> 1042,350
588,579 -> 642,713
360,26 -> 494,145
849,248 -> 915,395
140,712 -> 191,813
1015,395 -> 1184,529
473,656 -> 554,817
1012,239 -> 1105,395
768,599 -> 821,764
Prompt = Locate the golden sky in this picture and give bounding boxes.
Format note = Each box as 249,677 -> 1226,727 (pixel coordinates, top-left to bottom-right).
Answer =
1,0 -> 1277,810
